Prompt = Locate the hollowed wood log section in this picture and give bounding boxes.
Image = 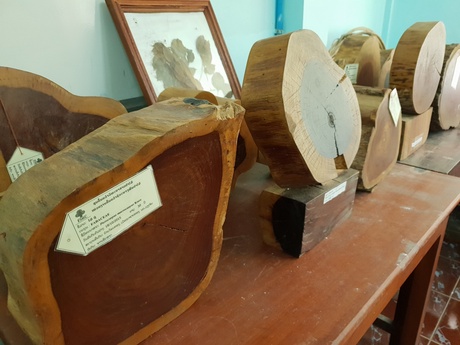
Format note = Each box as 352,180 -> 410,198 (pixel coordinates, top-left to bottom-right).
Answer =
431,44 -> 460,130
330,27 -> 385,87
352,86 -> 402,191
0,66 -> 127,197
390,21 -> 446,115
0,98 -> 244,345
157,87 -> 258,185
241,29 -> 362,187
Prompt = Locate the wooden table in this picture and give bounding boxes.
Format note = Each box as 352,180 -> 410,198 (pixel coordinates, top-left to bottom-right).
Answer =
399,127 -> 460,177
2,163 -> 460,344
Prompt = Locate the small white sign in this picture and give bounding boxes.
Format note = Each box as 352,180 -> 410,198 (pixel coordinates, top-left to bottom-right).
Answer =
6,147 -> 44,182
389,88 -> 402,126
324,181 -> 347,204
411,134 -> 424,148
451,56 -> 460,90
56,165 -> 162,256
344,63 -> 359,84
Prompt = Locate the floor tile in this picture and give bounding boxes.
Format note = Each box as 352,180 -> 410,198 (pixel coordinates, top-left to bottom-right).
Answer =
417,335 -> 430,344
431,298 -> 460,345
357,325 -> 390,345
440,240 -> 460,263
421,290 -> 449,339
432,256 -> 460,296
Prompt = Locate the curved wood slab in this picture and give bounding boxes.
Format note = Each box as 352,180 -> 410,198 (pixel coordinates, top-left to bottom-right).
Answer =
241,29 -> 361,187
330,28 -> 384,87
390,22 -> 446,114
352,86 -> 402,191
378,49 -> 394,88
157,87 -> 258,185
0,67 -> 127,196
431,44 -> 460,130
0,98 -> 244,345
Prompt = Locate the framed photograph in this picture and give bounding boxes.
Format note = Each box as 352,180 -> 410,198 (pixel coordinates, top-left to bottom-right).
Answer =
106,0 -> 241,103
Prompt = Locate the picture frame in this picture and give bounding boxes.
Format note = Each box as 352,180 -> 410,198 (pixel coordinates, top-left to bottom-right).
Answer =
105,0 -> 241,104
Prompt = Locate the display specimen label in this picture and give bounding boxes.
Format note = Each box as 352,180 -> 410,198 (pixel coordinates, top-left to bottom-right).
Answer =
6,147 -> 44,182
344,63 -> 359,84
323,181 -> 347,204
389,88 -> 402,126
411,134 -> 424,148
56,165 -> 162,256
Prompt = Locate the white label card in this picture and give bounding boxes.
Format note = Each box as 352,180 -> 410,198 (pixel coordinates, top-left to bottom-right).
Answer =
411,134 -> 423,148
344,63 -> 359,84
6,147 -> 44,182
56,165 -> 162,256
389,88 -> 402,126
324,181 -> 347,204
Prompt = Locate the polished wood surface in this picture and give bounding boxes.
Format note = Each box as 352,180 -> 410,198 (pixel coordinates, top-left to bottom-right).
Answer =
138,162 -> 460,345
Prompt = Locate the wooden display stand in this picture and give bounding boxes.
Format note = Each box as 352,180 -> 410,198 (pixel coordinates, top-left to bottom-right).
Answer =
398,107 -> 433,160
260,169 -> 359,257
0,98 -> 244,345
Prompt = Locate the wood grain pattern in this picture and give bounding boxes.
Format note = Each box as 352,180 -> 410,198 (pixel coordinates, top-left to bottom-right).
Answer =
390,22 -> 446,114
241,29 -> 361,187
378,49 -> 394,88
260,169 -> 358,257
330,29 -> 384,87
352,86 -> 402,191
0,67 -> 127,196
157,87 -> 258,185
431,44 -> 460,130
0,98 -> 244,345
398,107 -> 433,160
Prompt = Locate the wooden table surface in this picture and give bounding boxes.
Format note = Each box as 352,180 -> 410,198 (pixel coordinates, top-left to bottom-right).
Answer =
399,127 -> 460,176
2,163 -> 460,345
139,163 -> 460,345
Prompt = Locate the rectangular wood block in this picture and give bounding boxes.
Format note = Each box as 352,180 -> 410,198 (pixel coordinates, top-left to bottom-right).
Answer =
259,169 -> 359,257
398,107 -> 433,160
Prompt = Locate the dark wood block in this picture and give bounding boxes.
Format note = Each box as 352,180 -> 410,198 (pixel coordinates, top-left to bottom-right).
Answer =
398,107 -> 433,160
260,169 -> 359,257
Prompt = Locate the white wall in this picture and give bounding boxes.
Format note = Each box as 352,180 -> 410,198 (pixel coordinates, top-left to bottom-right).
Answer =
0,0 -> 275,101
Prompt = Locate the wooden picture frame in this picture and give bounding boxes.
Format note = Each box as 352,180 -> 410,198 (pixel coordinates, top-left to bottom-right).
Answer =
106,0 -> 241,104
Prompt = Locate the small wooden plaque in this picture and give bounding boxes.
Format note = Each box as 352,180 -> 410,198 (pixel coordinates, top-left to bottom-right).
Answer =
398,107 -> 433,160
260,169 -> 359,258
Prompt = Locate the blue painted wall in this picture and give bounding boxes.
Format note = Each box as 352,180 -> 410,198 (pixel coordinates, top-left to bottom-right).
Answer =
383,0 -> 460,47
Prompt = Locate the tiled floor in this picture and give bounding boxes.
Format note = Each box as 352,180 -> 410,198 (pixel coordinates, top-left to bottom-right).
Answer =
358,212 -> 460,345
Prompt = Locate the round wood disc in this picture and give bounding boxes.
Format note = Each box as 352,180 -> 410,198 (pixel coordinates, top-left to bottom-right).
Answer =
432,44 -> 460,130
242,29 -> 361,187
390,21 -> 446,115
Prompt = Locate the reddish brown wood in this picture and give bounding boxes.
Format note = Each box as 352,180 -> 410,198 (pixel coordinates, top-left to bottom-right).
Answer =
352,86 -> 402,191
242,29 -> 361,187
330,27 -> 385,87
398,108 -> 433,160
378,49 -> 394,88
390,22 -> 446,114
0,66 -> 127,195
431,44 -> 460,130
0,99 -> 244,345
260,169 -> 358,257
157,87 -> 258,186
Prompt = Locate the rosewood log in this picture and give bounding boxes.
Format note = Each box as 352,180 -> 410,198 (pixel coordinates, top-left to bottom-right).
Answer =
0,67 -> 127,195
390,22 -> 446,114
352,86 -> 402,191
0,98 -> 244,345
157,87 -> 258,185
330,27 -> 385,87
431,44 -> 460,130
241,29 -> 361,187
